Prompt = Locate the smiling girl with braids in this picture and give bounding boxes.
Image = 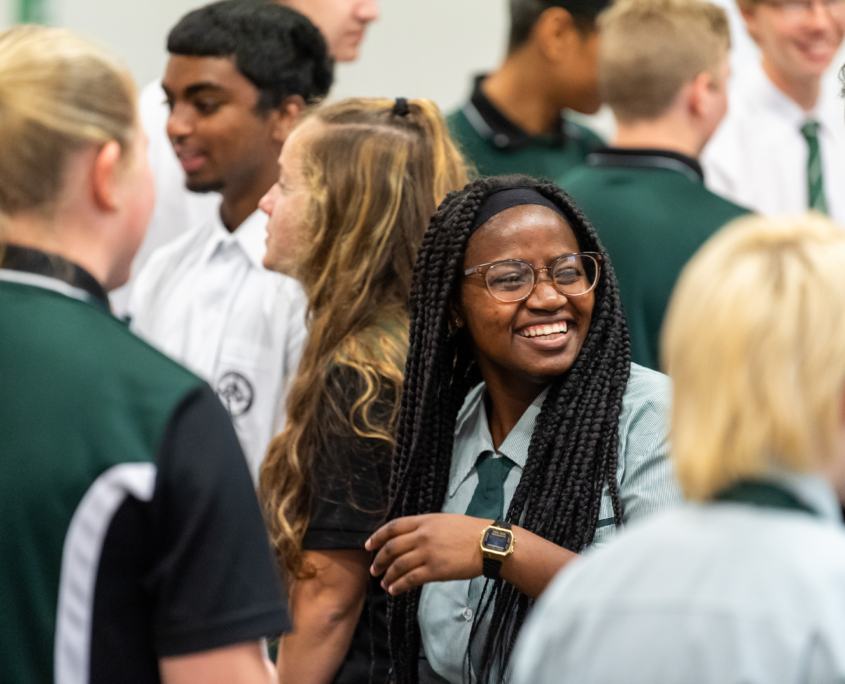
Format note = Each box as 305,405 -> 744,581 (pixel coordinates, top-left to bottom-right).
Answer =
366,174 -> 682,684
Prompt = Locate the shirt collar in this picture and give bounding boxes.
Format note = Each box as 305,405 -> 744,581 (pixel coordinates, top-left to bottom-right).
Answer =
744,61 -> 821,130
464,74 -> 570,152
449,383 -> 550,497
766,470 -> 843,524
587,147 -> 704,184
203,207 -> 269,270
0,243 -> 110,310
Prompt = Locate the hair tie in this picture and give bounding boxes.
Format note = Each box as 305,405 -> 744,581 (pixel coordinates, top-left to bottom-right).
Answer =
392,97 -> 410,117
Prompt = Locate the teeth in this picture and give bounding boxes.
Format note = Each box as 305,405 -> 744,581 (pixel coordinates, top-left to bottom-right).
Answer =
521,321 -> 568,338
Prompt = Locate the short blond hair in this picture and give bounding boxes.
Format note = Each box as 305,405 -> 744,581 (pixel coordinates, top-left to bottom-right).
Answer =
0,25 -> 136,219
598,0 -> 730,123
662,214 -> 845,501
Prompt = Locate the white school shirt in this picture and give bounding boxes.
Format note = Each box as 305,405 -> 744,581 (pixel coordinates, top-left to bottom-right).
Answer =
701,61 -> 845,224
111,80 -> 219,316
128,206 -> 307,482
511,473 -> 845,684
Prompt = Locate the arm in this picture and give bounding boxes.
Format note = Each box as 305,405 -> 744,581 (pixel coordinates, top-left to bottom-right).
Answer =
160,642 -> 274,684
366,513 -> 578,600
277,549 -> 371,684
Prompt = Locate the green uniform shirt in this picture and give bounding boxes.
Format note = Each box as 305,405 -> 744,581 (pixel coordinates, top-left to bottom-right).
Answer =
447,75 -> 604,180
0,246 -> 289,684
560,149 -> 751,371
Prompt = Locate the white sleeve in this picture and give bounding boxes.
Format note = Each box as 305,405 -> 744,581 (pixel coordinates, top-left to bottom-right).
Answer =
270,278 -> 308,437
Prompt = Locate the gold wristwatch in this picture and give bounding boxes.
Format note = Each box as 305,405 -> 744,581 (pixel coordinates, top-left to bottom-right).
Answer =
480,519 -> 514,580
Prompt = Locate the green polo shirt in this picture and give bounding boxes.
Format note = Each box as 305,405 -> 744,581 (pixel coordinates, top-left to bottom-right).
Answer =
560,149 -> 751,371
447,76 -> 604,180
0,245 -> 289,683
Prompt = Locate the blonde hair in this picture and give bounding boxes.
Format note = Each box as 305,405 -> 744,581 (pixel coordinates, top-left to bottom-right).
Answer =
598,0 -> 730,123
259,98 -> 468,580
662,214 -> 845,501
0,25 -> 136,220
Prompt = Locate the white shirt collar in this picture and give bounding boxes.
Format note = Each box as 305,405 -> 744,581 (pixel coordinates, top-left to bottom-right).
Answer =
744,61 -> 824,130
202,207 -> 269,270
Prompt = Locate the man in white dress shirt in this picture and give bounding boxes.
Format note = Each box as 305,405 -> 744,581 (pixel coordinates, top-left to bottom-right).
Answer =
701,0 -> 845,221
111,0 -> 379,313
510,213 -> 845,684
129,1 -> 333,480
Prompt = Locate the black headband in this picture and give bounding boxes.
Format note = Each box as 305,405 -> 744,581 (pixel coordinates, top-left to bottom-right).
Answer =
472,187 -> 567,233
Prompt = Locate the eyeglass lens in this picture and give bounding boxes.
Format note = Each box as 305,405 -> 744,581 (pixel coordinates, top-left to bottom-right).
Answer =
485,255 -> 599,302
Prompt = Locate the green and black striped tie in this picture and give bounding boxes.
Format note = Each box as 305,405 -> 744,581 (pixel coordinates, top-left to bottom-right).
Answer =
801,120 -> 829,214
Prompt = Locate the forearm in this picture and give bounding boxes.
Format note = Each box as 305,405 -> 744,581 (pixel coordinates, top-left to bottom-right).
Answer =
500,526 -> 578,599
277,598 -> 363,684
278,549 -> 370,684
367,514 -> 578,599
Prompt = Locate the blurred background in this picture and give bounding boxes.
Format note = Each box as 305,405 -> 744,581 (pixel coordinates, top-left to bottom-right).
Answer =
0,0 -> 841,136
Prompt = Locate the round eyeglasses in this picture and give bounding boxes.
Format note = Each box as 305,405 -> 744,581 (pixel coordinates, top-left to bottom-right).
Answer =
463,253 -> 603,303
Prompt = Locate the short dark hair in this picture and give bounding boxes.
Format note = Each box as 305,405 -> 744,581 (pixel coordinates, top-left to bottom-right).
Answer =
167,0 -> 334,113
509,0 -> 607,50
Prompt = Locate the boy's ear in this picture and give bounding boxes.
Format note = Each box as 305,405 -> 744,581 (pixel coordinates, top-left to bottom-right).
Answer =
687,71 -> 712,118
535,7 -> 578,63
272,95 -> 307,143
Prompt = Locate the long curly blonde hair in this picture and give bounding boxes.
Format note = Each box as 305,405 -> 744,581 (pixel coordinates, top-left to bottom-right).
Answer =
259,97 -> 468,580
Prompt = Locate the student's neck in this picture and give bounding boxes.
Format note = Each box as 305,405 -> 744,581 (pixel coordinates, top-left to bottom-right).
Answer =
483,375 -> 548,451
483,54 -> 564,136
218,167 -> 279,233
613,116 -> 703,158
762,57 -> 820,112
2,212 -> 112,288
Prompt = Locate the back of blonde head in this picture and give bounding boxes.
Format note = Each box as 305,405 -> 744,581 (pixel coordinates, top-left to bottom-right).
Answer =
0,25 -> 136,220
663,214 -> 845,500
598,0 -> 730,122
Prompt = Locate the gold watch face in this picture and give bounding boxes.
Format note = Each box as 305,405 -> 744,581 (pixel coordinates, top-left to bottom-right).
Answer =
481,527 -> 514,557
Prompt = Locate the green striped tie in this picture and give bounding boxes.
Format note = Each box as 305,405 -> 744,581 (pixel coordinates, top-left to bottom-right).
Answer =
801,120 -> 829,214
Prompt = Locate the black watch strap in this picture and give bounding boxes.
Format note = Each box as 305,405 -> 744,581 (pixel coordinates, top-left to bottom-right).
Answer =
482,520 -> 512,580
482,556 -> 502,580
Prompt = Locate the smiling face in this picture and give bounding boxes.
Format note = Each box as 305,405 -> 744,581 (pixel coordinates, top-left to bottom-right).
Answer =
259,118 -> 317,273
457,205 -> 596,393
163,55 -> 284,199
742,0 -> 845,83
284,0 -> 379,62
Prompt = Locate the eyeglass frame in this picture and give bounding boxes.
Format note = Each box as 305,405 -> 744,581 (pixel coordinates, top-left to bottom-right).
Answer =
462,252 -> 604,303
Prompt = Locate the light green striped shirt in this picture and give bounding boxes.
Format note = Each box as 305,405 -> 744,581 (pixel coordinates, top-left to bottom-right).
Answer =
418,363 -> 682,684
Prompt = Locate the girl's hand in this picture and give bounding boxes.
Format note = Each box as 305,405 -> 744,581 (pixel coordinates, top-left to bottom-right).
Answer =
365,514 -> 492,595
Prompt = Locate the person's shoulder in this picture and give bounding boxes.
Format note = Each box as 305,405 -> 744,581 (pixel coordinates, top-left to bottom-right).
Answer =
624,363 -> 672,406
93,304 -> 204,393
445,104 -> 475,141
563,118 -> 605,152
131,222 -> 211,299
697,183 -> 754,219
21,288 -> 204,411
558,162 -> 599,189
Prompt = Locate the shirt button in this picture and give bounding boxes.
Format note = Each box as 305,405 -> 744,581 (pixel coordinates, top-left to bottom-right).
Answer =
462,607 -> 473,621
